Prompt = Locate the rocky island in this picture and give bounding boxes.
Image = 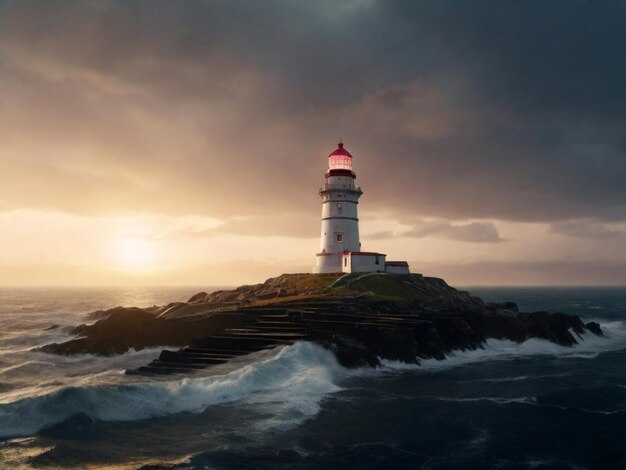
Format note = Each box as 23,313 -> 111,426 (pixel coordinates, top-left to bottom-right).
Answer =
38,273 -> 603,375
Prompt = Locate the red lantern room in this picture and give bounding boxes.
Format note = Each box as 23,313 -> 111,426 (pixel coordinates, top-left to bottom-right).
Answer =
328,142 -> 353,170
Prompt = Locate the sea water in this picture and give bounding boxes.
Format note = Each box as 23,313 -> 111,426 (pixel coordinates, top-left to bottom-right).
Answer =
0,286 -> 625,469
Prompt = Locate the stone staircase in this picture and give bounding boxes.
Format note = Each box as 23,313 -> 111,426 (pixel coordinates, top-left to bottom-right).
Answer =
126,298 -> 436,376
126,310 -> 310,375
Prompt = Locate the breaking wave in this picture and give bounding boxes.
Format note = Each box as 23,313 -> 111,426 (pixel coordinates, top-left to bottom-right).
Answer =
0,342 -> 345,439
2,320 -> 625,440
380,320 -> 626,372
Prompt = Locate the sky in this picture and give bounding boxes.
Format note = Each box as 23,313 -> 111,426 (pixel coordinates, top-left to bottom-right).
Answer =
1,0 -> 626,286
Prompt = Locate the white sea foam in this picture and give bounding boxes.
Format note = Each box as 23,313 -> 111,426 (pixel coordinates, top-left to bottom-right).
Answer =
0,347 -> 167,403
431,396 -> 535,405
380,320 -> 626,372
427,395 -> 625,415
463,372 -> 571,384
1,320 -> 624,439
0,360 -> 57,376
0,342 -> 345,439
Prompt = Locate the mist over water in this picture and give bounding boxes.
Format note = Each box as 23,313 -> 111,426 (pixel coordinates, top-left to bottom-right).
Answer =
1,287 -> 626,469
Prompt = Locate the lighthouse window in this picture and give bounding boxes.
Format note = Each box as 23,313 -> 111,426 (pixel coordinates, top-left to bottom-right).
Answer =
336,233 -> 343,242
337,203 -> 343,213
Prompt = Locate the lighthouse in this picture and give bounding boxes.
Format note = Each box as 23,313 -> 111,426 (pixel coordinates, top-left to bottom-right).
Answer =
313,142 -> 410,274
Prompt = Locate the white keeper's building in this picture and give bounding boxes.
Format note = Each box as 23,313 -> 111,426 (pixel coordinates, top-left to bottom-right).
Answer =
313,142 -> 410,275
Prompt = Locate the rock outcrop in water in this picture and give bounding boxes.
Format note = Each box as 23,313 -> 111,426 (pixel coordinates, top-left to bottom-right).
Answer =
38,273 -> 603,374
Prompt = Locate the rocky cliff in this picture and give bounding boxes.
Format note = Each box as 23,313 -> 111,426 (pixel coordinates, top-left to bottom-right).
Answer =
38,273 -> 603,374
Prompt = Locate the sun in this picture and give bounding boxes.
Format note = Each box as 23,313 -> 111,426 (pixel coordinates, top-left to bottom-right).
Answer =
115,237 -> 158,272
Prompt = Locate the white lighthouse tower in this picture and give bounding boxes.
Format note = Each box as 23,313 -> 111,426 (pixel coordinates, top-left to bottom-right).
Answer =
313,142 -> 362,273
312,142 -> 409,274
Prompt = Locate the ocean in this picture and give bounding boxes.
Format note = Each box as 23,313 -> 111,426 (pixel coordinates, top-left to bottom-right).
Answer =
0,286 -> 625,469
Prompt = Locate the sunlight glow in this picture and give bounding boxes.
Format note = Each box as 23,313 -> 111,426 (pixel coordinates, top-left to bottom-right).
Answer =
115,237 -> 158,272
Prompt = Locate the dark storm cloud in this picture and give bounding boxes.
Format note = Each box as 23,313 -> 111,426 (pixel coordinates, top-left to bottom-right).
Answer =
1,0 -> 625,224
364,219 -> 505,243
155,214 -> 319,239
550,219 -> 626,239
404,220 -> 505,243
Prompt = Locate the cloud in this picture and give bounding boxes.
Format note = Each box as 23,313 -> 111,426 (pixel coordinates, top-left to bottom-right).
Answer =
403,220 -> 505,243
363,219 -> 505,243
549,219 -> 626,239
0,0 -> 625,226
364,230 -> 398,241
165,214 -> 319,239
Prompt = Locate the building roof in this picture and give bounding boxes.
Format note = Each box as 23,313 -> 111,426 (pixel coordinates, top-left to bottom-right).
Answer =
328,142 -> 353,159
342,251 -> 386,256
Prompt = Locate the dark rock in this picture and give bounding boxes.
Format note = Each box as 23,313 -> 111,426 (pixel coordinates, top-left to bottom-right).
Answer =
319,334 -> 380,368
187,292 -> 208,303
487,301 -> 519,312
38,308 -> 252,356
37,273 -> 605,374
86,309 -> 116,320
585,321 -> 603,336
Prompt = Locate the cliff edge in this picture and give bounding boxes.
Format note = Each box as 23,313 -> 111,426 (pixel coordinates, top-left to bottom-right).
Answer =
38,273 -> 603,373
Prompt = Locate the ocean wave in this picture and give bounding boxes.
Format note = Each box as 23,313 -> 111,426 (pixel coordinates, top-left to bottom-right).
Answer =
427,395 -> 626,416
430,395 -> 536,405
0,360 -> 58,377
2,320 -> 625,439
380,320 -> 626,372
0,347 -> 168,405
527,458 -> 588,470
460,372 -> 572,384
0,342 -> 345,439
